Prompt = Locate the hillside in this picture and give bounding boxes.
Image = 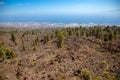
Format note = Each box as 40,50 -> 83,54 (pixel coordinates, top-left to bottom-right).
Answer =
0,26 -> 120,80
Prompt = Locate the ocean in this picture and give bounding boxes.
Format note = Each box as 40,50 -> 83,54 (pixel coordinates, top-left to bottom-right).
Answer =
0,14 -> 120,25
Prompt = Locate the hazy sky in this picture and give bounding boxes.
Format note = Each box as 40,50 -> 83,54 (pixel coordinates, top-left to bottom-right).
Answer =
0,0 -> 120,23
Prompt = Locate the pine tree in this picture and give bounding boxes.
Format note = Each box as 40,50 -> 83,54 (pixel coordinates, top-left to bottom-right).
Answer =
76,31 -> 81,37
57,31 -> 64,48
22,38 -> 25,51
108,29 -> 114,41
44,35 -> 47,44
104,34 -> 109,42
22,44 -> 25,51
11,32 -> 16,43
46,34 -> 50,41
113,31 -> 117,40
97,32 -> 104,40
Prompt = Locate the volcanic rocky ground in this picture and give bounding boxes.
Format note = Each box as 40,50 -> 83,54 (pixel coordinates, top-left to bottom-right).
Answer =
0,28 -> 120,80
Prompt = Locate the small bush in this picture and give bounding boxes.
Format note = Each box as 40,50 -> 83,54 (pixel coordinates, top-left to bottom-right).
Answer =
103,71 -> 116,80
100,60 -> 107,68
0,49 -> 6,60
6,50 -> 16,59
0,74 -> 5,80
101,60 -> 106,65
0,47 -> 16,62
80,68 -> 92,80
0,42 -> 3,48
